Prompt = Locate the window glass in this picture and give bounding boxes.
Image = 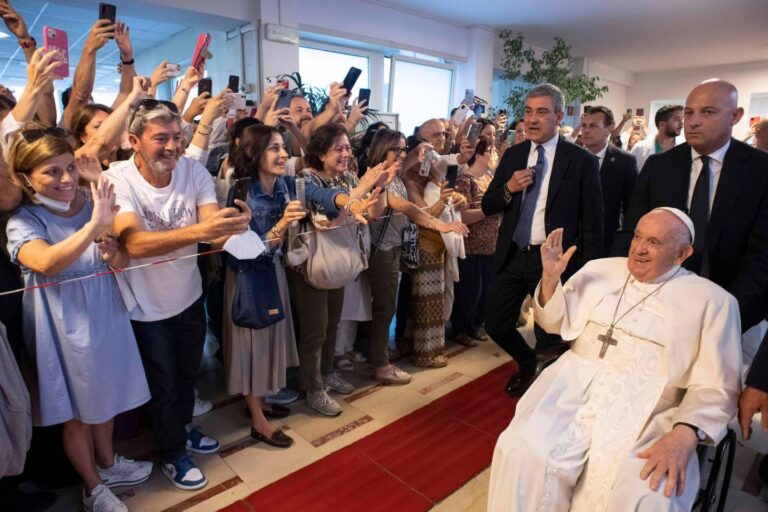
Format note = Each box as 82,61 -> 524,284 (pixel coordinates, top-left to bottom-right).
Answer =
299,46 -> 369,99
390,60 -> 452,136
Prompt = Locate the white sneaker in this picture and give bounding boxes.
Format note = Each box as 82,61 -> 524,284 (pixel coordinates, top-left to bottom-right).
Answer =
375,364 -> 411,385
323,372 -> 355,394
97,454 -> 153,488
193,388 -> 212,417
306,390 -> 343,417
83,484 -> 128,512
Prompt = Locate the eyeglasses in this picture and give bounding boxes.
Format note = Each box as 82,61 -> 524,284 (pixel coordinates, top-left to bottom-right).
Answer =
389,146 -> 408,156
20,127 -> 68,143
128,99 -> 180,130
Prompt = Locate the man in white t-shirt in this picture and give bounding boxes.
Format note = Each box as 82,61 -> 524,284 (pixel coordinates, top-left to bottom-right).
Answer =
106,100 -> 250,492
631,105 -> 684,171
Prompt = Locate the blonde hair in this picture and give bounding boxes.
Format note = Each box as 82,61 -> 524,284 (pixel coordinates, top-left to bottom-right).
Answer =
7,125 -> 74,202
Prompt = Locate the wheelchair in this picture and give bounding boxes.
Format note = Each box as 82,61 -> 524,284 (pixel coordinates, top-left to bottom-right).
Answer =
693,428 -> 737,512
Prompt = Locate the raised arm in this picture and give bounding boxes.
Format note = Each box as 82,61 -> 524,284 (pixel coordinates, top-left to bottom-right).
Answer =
62,20 -> 115,131
302,83 -> 346,140
111,21 -> 136,109
172,67 -> 203,111
7,49 -> 59,135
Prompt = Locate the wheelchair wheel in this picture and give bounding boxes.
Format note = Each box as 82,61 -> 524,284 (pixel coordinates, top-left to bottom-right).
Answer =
696,429 -> 736,512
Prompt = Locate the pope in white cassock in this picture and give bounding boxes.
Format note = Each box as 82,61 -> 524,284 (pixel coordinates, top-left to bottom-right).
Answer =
487,207 -> 742,511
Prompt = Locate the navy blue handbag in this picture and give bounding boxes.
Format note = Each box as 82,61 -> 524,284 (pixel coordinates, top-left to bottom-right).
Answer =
225,254 -> 285,330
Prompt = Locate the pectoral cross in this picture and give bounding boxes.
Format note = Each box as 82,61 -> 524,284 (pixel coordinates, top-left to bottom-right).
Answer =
597,328 -> 618,359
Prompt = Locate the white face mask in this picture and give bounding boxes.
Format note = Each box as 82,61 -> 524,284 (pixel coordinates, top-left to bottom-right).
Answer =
21,175 -> 72,212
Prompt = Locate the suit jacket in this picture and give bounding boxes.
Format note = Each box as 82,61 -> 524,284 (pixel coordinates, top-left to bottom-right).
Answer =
599,145 -> 638,257
620,139 -> 768,332
482,137 -> 604,278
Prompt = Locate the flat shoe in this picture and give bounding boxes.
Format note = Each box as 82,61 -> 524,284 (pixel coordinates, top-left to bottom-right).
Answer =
455,334 -> 479,347
250,427 -> 294,448
468,330 -> 489,341
264,404 -> 291,419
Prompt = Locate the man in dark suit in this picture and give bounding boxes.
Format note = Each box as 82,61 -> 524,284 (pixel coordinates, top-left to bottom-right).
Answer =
580,105 -> 638,256
482,83 -> 603,397
621,79 -> 768,444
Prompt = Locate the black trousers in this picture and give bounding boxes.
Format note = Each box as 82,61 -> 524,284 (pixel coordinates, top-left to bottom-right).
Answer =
485,245 -> 560,369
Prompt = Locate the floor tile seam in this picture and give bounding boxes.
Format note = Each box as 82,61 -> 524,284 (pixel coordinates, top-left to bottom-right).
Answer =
426,462 -> 492,510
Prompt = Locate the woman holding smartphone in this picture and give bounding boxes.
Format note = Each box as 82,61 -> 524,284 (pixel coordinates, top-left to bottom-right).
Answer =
6,127 -> 151,512
224,125 -> 380,434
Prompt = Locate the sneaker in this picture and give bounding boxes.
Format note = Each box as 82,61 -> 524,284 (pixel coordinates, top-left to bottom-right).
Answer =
306,390 -> 343,417
345,350 -> 367,363
323,371 -> 355,394
193,388 -> 212,417
335,356 -> 355,372
185,425 -> 220,454
83,484 -> 127,512
375,364 -> 411,385
265,388 -> 299,405
162,454 -> 207,491
97,454 -> 153,488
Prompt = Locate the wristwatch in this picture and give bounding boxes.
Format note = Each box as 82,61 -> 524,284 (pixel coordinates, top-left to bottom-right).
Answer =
676,422 -> 706,442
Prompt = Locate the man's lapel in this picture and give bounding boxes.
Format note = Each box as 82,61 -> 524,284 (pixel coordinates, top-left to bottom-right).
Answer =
668,145 -> 692,211
707,139 -> 750,245
545,138 -> 570,210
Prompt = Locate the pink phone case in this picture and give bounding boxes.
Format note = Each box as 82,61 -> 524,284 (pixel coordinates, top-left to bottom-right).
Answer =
191,33 -> 211,72
43,26 -> 69,79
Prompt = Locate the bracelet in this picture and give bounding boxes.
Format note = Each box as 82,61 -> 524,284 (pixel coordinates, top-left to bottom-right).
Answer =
180,86 -> 190,93
196,123 -> 212,136
344,199 -> 359,213
121,57 -> 135,66
19,36 -> 36,49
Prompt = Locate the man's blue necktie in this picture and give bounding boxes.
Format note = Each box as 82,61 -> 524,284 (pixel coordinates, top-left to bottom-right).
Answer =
513,144 -> 546,248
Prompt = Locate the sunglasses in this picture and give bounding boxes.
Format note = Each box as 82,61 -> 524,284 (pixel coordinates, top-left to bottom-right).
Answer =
20,127 -> 68,143
128,99 -> 180,129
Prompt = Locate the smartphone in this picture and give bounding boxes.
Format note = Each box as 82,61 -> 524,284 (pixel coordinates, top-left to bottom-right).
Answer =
264,75 -> 290,89
294,177 -> 306,228
466,123 -> 482,148
227,177 -> 251,213
420,149 -> 436,177
341,67 -> 362,95
276,89 -> 292,110
464,88 -> 474,106
566,106 -> 574,116
473,104 -> 485,118
749,116 -> 761,128
583,105 -> 592,113
165,63 -> 182,77
98,3 -> 116,39
42,26 -> 69,79
506,130 -> 516,145
191,33 -> 212,72
498,109 -> 507,116
451,104 -> 470,124
636,108 -> 645,116
358,88 -> 371,107
445,165 -> 459,189
197,78 -> 212,97
626,108 -> 633,116
228,75 -> 240,93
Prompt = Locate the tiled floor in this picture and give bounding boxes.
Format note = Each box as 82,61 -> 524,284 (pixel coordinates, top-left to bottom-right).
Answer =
42,323 -> 768,511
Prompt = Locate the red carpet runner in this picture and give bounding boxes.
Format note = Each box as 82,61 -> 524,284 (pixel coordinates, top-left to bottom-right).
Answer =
221,360 -> 518,512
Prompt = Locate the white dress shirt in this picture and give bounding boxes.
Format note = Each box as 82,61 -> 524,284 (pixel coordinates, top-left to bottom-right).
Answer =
595,143 -> 608,171
529,134 -> 559,245
689,140 -> 730,211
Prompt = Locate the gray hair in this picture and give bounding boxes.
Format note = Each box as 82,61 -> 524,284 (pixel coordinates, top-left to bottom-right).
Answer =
525,83 -> 565,113
127,102 -> 182,137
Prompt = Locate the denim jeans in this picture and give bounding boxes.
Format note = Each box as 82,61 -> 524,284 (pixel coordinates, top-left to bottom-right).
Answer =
131,296 -> 206,461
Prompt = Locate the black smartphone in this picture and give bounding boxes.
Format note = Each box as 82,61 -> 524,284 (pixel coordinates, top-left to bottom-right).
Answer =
227,177 -> 251,213
626,108 -> 632,116
276,89 -> 292,110
99,3 -> 116,38
197,78 -> 212,96
358,88 -> 371,106
446,165 -> 459,189
228,75 -> 240,92
341,67 -> 362,95
636,108 -> 645,116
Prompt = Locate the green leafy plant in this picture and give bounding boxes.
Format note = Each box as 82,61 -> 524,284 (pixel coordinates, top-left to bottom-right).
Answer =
498,31 -> 608,118
275,72 -> 379,124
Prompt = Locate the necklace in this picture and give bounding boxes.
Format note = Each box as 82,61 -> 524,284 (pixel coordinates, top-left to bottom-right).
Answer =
597,267 -> 681,358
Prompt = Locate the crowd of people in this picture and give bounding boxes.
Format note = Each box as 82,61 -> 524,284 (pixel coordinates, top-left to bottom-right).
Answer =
0,3 -> 766,512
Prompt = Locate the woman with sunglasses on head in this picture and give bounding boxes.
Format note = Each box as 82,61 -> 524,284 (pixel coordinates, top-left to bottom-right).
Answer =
363,128 -> 468,381
5,127 -> 152,512
223,124 -> 381,436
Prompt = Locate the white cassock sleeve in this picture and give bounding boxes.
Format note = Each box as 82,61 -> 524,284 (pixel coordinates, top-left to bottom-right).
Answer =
533,280 -> 567,335
673,292 -> 743,444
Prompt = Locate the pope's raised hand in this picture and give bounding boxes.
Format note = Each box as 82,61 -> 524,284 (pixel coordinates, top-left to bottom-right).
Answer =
541,228 -> 577,281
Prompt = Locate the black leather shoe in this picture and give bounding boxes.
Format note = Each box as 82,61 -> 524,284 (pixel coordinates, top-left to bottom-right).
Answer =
505,364 -> 536,398
250,427 -> 294,448
245,404 -> 292,419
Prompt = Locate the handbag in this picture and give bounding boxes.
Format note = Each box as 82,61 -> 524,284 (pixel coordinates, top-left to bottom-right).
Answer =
302,218 -> 369,289
400,220 -> 420,270
225,254 -> 285,329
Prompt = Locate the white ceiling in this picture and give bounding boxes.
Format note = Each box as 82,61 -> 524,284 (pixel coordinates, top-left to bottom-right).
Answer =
372,0 -> 768,73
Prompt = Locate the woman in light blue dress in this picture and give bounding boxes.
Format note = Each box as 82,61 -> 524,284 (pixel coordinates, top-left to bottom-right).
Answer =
5,128 -> 151,512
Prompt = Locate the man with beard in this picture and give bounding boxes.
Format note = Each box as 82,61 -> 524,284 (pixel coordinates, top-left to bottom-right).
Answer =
631,104 -> 684,170
104,100 -> 251,491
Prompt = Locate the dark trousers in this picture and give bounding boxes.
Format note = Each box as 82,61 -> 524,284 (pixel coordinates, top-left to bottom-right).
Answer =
131,296 -> 206,461
485,246 -> 560,368
394,272 -> 412,342
451,254 -> 494,336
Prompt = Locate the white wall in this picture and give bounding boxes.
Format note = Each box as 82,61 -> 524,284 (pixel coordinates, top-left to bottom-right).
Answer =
627,60 -> 768,138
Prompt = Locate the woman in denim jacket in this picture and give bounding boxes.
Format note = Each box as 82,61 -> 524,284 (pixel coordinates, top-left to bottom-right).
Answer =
222,125 -> 375,446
